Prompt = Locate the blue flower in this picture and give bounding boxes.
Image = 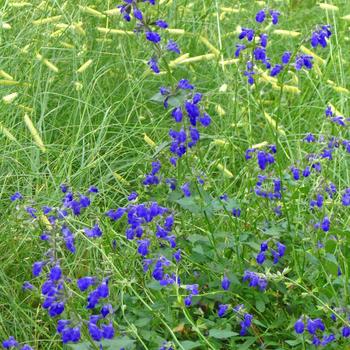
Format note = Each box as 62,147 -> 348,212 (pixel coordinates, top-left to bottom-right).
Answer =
181,183 -> 191,197
173,249 -> 181,262
218,304 -> 228,318
178,79 -> 194,90
88,323 -> 103,341
146,31 -> 161,43
61,326 -> 81,343
270,10 -> 280,25
277,242 -> 286,257
32,261 -> 45,277
166,39 -> 180,54
184,295 -> 192,307
128,191 -> 138,201
321,334 -> 335,346
172,107 -> 183,122
155,20 -> 168,29
49,265 -> 62,281
342,326 -> 350,337
77,276 -> 96,291
48,301 -> 65,317
133,7 -> 143,20
311,25 -> 332,48
260,34 -> 268,48
294,319 -> 304,334
137,239 -> 150,256
235,44 -> 246,57
10,192 -> 23,201
84,224 -> 102,238
148,57 -> 160,73
281,51 -> 291,64
295,54 -> 313,70
244,70 -> 255,85
321,216 -> 330,232
102,323 -> 115,339
22,281 -> 34,290
26,207 -> 37,218
221,275 -> 231,290
270,64 -> 283,77
60,184 -> 68,193
254,47 -> 266,61
260,241 -> 268,252
255,10 -> 266,23
199,113 -> 211,127
106,208 -> 126,221
2,336 -> 19,348
256,252 -> 265,265
291,167 -> 300,180
101,304 -> 113,318
307,318 -> 325,334
239,28 -> 255,41
232,208 -> 241,217
342,189 -> 350,206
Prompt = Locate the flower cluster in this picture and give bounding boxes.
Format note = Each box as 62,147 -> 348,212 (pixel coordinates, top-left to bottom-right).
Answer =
254,175 -> 282,200
2,337 -> 33,350
184,284 -> 199,307
242,270 -> 268,291
294,317 -> 336,346
311,25 -> 332,48
235,10 -> 332,84
325,105 -> 349,127
246,145 -> 276,171
159,79 -> 211,166
256,241 -> 285,265
106,199 -> 180,285
117,0 -> 180,73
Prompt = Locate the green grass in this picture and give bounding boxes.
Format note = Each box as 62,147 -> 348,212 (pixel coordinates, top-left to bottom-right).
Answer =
1,0 -> 350,349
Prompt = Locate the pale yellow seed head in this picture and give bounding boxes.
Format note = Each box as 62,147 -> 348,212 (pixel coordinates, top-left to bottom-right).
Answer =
1,22 -> 12,30
23,113 -> 46,152
219,84 -> 228,92
2,92 -> 18,104
212,139 -> 228,146
199,36 -> 220,56
143,133 -> 156,147
78,5 -> 105,18
74,82 -> 83,91
178,54 -> 216,65
77,59 -> 93,73
252,141 -> 268,149
0,122 -> 17,142
0,70 -> 14,80
215,104 -> 226,116
273,29 -> 301,37
217,163 -> 234,178
319,3 -> 339,11
341,14 -> 350,21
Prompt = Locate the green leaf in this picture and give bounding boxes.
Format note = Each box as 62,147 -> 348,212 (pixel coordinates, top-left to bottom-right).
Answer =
180,340 -> 202,349
68,343 -> 91,350
285,339 -> 302,346
176,197 -> 201,214
325,239 -> 337,253
68,337 -> 136,350
255,298 -> 266,312
208,329 -> 238,339
101,337 -> 136,349
239,337 -> 257,349
324,253 -> 339,276
150,92 -> 165,103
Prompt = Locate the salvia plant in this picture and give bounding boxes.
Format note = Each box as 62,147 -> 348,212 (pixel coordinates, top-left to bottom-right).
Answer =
2,1 -> 350,350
